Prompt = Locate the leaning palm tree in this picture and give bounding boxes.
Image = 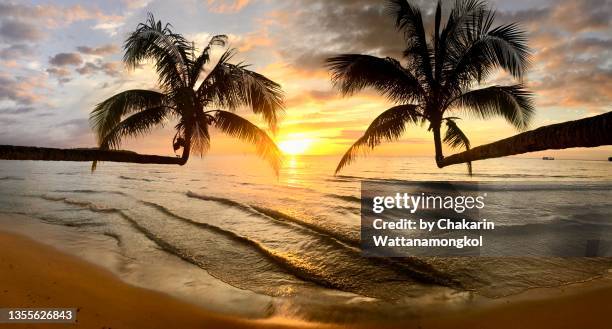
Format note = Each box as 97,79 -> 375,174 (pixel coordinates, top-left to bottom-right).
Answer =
90,14 -> 283,174
327,0 -> 533,174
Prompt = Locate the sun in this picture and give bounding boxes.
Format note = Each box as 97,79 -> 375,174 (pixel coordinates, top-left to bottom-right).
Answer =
278,139 -> 312,155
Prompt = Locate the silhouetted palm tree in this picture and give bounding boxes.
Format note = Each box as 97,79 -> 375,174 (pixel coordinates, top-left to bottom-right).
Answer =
90,14 -> 283,174
441,111 -> 612,167
327,0 -> 533,174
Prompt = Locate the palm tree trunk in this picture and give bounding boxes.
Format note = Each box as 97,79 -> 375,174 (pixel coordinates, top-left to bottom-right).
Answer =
177,127 -> 192,166
432,123 -> 444,168
0,145 -> 183,165
178,141 -> 190,165
441,111 -> 612,167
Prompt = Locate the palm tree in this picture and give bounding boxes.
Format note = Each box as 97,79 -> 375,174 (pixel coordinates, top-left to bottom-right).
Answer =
90,14 -> 284,174
5,111 -> 609,164
441,111 -> 612,167
327,0 -> 533,174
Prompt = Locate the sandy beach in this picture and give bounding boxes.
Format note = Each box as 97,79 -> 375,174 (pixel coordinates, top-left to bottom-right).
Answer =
1,226 -> 612,329
0,230 -> 338,329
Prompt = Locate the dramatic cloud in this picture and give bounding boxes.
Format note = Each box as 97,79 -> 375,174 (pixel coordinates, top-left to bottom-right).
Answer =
49,52 -> 83,66
0,106 -> 35,115
0,2 -> 126,43
493,0 -> 612,111
76,60 -> 121,77
76,44 -> 119,56
230,31 -> 273,52
55,118 -> 92,140
548,0 -> 611,33
0,2 -> 123,28
0,116 -> 92,148
0,20 -> 43,42
0,43 -> 33,59
0,73 -> 46,105
46,54 -> 121,82
46,67 -> 72,83
272,0 -> 612,112
273,0 -> 408,70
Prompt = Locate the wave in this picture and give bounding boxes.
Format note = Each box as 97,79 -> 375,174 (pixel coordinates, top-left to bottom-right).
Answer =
186,191 -> 254,212
324,177 -> 352,183
103,231 -> 123,246
357,179 -> 611,193
476,182 -> 612,192
183,192 -> 458,288
187,191 -> 359,247
39,195 -> 119,213
472,173 -> 598,179
53,189 -> 129,196
0,176 -> 24,181
326,193 -> 360,203
29,196 -> 264,285
250,205 -> 359,247
119,175 -> 153,182
0,210 -> 30,216
142,200 -> 271,248
28,192 -> 461,297
140,200 -> 456,294
22,212 -> 105,229
138,201 -> 370,292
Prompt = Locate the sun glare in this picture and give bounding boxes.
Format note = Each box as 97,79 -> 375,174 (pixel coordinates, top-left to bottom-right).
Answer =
278,139 -> 312,155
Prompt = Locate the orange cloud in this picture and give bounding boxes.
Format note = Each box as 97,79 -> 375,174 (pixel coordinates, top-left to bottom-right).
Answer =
0,72 -> 48,105
206,0 -> 251,14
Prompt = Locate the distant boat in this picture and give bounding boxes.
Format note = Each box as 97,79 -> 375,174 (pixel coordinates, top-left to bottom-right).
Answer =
542,156 -> 555,160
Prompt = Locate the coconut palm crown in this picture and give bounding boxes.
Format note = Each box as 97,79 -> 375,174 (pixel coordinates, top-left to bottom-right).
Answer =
327,0 -> 534,174
90,14 -> 284,174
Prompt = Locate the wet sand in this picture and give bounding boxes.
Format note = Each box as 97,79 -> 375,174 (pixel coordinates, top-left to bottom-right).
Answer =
0,230 -> 338,329
1,228 -> 611,329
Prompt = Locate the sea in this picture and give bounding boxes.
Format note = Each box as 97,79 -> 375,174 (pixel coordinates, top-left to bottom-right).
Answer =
0,155 -> 610,323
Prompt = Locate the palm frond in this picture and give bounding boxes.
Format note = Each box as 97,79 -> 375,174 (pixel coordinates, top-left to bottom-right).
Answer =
92,105 -> 171,171
190,113 -> 212,156
443,0 -> 489,39
124,13 -> 191,90
198,50 -> 284,132
335,105 -> 420,174
90,90 -> 167,144
99,106 -> 171,150
443,118 -> 470,150
486,23 -> 531,78
434,1 -> 442,81
325,54 -> 423,103
437,0 -> 488,80
443,117 -> 472,175
443,10 -> 531,93
386,0 -> 434,89
213,110 -> 282,175
189,34 -> 228,87
450,84 -> 534,130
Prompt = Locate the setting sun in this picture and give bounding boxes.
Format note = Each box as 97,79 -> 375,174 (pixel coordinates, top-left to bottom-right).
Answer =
278,138 -> 313,155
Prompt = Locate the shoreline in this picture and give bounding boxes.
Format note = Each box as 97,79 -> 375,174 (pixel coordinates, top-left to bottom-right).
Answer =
1,224 -> 612,328
0,230 -> 338,329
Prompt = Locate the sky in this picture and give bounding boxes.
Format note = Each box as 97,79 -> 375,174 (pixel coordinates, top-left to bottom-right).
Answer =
0,0 -> 611,160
